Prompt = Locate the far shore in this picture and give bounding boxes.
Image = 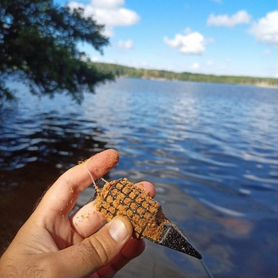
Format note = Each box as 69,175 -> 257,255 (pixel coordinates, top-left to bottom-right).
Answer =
94,62 -> 277,89
118,75 -> 278,90
145,76 -> 278,89
254,82 -> 278,89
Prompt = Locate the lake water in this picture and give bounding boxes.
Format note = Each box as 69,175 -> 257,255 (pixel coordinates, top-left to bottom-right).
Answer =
0,78 -> 277,277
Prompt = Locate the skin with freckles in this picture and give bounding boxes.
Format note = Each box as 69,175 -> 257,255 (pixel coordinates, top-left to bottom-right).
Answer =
0,149 -> 156,278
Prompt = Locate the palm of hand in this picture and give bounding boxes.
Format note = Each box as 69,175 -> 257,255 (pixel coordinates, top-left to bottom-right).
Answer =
0,150 -> 154,277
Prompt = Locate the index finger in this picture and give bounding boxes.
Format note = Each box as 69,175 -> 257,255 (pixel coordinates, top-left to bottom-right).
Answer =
36,149 -> 120,217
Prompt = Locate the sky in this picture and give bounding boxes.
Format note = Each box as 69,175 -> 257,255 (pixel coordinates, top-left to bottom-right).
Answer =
57,0 -> 277,77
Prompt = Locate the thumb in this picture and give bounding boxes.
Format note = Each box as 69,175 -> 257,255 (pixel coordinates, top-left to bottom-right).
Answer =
52,216 -> 132,277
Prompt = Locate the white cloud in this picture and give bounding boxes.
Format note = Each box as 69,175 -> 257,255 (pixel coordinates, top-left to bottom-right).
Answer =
250,11 -> 278,45
164,30 -> 208,55
207,10 -> 251,27
117,39 -> 134,49
91,0 -> 124,9
191,63 -> 200,70
68,0 -> 140,36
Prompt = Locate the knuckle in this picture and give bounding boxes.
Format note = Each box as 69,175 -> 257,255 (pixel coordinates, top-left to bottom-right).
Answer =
78,241 -> 97,267
57,174 -> 72,187
56,175 -> 79,195
83,236 -> 112,267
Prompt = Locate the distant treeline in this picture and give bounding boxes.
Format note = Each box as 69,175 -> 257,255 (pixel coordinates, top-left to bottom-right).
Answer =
93,62 -> 277,88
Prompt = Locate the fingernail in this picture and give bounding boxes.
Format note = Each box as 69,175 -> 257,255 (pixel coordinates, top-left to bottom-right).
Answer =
109,219 -> 129,242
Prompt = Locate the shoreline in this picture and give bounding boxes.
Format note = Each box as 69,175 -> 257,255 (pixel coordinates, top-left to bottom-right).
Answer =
117,75 -> 278,90
94,62 -> 277,90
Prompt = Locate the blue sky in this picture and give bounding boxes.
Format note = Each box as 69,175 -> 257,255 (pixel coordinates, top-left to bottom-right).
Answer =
58,0 -> 277,77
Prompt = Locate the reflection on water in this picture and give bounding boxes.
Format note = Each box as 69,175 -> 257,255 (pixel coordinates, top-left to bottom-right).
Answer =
0,78 -> 277,277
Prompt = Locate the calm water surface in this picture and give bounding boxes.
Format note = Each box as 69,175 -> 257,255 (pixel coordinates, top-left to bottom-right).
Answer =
0,78 -> 277,277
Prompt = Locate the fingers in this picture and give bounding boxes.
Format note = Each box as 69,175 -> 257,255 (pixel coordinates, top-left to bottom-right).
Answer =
136,181 -> 156,198
36,149 -> 119,217
72,201 -> 106,237
96,238 -> 145,277
52,217 -> 132,278
72,181 -> 156,238
121,238 -> 145,259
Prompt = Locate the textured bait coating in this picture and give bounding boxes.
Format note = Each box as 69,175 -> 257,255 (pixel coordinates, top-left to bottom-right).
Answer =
95,178 -> 169,240
95,178 -> 202,259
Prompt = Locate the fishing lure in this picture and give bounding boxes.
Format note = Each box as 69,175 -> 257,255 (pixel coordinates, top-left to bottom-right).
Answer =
94,177 -> 202,259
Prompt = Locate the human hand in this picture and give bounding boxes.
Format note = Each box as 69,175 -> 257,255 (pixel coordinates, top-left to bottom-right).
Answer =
0,149 -> 156,277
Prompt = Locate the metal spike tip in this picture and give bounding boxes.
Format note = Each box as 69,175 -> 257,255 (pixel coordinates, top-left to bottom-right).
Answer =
158,224 -> 202,260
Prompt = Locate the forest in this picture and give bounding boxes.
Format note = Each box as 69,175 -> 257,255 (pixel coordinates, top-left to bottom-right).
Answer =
94,62 -> 277,88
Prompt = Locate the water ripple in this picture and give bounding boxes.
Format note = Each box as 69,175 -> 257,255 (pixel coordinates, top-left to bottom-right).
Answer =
0,78 -> 277,277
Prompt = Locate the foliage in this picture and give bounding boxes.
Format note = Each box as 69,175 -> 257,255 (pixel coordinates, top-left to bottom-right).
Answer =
94,62 -> 277,88
0,0 -> 114,103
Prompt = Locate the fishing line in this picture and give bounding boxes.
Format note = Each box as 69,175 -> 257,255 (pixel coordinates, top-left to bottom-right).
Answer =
187,239 -> 214,278
81,159 -> 100,194
77,165 -> 214,278
200,259 -> 214,278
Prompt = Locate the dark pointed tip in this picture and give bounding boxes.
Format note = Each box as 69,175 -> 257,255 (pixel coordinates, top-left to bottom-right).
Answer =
191,248 -> 202,260
159,224 -> 202,260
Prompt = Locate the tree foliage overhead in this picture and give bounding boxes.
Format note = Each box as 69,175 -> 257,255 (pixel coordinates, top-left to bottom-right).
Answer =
0,0 -> 114,102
